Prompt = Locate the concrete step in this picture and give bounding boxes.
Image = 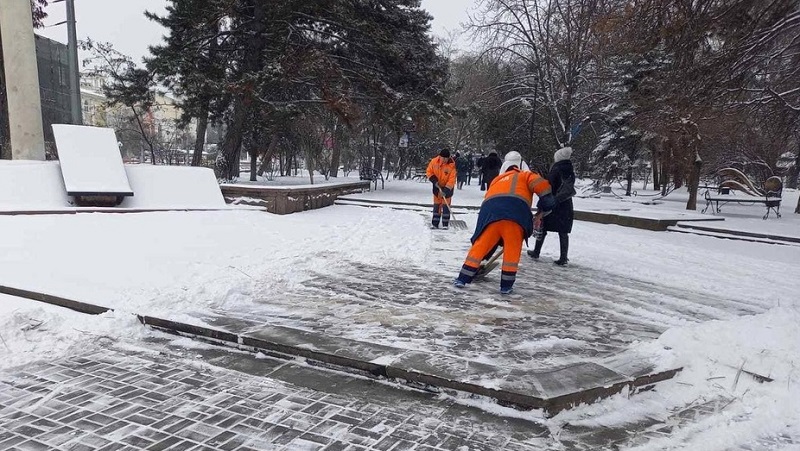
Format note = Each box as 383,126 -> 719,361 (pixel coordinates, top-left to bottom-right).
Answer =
673,222 -> 800,244
0,283 -> 680,418
667,225 -> 800,247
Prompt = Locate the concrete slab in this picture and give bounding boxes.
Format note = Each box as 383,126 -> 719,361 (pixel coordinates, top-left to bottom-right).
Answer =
337,197 -> 725,231
52,125 -> 133,197
674,221 -> 800,244
0,284 -> 680,416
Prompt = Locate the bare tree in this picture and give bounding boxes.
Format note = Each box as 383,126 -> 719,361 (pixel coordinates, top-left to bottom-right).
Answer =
469,0 -> 609,147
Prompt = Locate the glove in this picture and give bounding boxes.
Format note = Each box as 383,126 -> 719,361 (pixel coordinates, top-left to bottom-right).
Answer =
441,187 -> 453,198
429,175 -> 438,184
537,193 -> 556,213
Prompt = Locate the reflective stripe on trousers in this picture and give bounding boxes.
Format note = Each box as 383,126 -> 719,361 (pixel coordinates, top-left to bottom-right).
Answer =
456,219 -> 524,288
432,195 -> 451,227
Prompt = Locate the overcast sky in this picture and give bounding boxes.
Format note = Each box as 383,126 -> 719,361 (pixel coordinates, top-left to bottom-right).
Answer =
37,0 -> 475,64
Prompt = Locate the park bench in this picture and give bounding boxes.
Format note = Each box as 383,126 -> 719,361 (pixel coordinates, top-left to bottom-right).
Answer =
411,167 -> 428,182
359,166 -> 384,190
700,169 -> 782,219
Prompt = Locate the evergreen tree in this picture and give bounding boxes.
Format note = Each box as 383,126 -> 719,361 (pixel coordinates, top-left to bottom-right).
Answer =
144,0 -> 448,180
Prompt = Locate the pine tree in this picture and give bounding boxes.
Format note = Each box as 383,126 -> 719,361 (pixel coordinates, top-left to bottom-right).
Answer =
145,0 -> 448,180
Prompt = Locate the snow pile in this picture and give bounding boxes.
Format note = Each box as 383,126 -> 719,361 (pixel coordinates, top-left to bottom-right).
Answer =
552,307 -> 800,449
121,165 -> 225,209
0,161 -> 70,210
0,207 -> 431,320
0,294 -> 148,370
0,160 -> 225,211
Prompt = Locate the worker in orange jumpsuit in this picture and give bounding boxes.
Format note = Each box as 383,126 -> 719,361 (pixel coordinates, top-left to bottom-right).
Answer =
425,148 -> 457,229
453,151 -> 556,294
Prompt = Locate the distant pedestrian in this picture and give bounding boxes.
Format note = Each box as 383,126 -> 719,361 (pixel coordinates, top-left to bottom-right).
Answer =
480,151 -> 502,191
476,153 -> 485,187
528,147 -> 577,266
425,148 -> 456,229
466,153 -> 475,185
453,151 -> 556,294
455,152 -> 471,190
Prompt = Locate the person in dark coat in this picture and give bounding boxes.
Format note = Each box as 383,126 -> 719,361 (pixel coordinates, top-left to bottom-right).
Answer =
480,151 -> 502,191
528,147 -> 576,265
455,152 -> 471,189
476,153 -> 485,187
466,153 -> 475,185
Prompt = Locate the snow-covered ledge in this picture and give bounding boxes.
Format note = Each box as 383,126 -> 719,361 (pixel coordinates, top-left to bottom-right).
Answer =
221,181 -> 370,214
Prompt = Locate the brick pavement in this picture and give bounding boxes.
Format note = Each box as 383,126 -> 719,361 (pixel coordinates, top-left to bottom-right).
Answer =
0,341 -> 558,451
2,335 -> 787,450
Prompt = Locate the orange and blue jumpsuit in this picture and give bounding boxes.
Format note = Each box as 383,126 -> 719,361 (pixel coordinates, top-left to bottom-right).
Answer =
456,168 -> 553,291
425,156 -> 457,228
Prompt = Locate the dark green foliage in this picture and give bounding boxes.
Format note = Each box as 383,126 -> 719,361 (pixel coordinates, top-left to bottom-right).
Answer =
144,0 -> 449,179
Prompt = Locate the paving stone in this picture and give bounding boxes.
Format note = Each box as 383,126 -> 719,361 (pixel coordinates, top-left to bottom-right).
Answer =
0,331 -> 734,451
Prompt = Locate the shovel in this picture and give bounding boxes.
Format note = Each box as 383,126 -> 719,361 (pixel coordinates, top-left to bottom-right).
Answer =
439,188 -> 468,230
473,247 -> 503,280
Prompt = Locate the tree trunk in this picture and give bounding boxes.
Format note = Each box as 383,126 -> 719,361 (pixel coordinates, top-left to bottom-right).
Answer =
329,125 -> 340,178
306,149 -> 314,184
789,143 -> 800,189
192,110 -> 208,166
625,164 -> 633,196
218,102 -> 247,179
217,0 -> 265,180
257,133 -> 279,176
659,139 -> 669,195
652,161 -> 660,191
686,152 -> 703,210
673,170 -> 684,189
249,151 -> 257,181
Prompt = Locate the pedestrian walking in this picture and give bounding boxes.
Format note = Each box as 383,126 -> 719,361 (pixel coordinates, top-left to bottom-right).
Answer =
466,153 -> 475,185
480,151 -> 502,191
455,152 -> 471,190
476,153 -> 485,188
453,151 -> 556,294
426,148 -> 457,229
528,147 -> 576,266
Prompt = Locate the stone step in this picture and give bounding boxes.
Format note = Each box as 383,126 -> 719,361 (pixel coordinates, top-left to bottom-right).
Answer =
0,283 -> 680,418
673,222 -> 800,244
667,225 -> 800,247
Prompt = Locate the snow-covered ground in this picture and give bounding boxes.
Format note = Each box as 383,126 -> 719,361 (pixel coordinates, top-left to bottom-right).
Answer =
348,176 -> 800,237
1,178 -> 799,449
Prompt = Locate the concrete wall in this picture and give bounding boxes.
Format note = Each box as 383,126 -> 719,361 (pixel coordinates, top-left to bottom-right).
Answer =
221,182 -> 370,214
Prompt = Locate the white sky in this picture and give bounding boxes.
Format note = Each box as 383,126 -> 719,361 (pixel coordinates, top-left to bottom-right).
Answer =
37,0 -> 475,64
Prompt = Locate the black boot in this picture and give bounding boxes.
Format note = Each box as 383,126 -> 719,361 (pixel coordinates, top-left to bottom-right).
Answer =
554,233 -> 569,266
527,232 -> 545,259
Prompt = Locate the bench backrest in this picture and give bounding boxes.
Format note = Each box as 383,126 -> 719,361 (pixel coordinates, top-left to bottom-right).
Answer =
715,168 -> 763,196
764,176 -> 783,202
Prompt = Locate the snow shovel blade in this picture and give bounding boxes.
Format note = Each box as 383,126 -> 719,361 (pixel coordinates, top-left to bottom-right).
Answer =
473,248 -> 502,279
448,219 -> 468,230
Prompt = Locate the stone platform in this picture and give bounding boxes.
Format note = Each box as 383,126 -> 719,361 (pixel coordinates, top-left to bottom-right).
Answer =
222,182 -> 370,214
335,197 -> 724,231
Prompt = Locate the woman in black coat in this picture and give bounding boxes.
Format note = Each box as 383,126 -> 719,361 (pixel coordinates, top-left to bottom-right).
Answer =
528,147 -> 576,265
480,151 -> 503,190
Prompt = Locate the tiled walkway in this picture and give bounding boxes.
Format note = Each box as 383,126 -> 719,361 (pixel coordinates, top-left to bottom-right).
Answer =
0,341 -> 557,451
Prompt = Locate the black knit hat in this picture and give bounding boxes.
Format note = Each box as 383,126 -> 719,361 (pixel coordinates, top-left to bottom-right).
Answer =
439,148 -> 451,158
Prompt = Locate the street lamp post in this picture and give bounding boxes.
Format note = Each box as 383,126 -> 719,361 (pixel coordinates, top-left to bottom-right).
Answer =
66,0 -> 82,125
54,0 -> 82,125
